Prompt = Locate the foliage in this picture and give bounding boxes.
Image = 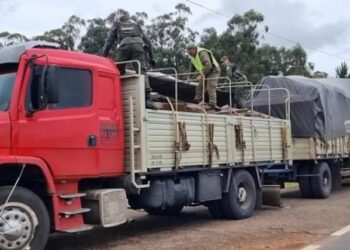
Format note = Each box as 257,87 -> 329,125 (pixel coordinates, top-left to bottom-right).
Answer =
145,3 -> 198,72
79,18 -> 109,56
79,9 -> 149,58
0,6 -> 325,83
200,10 -> 313,83
336,62 -> 350,78
32,15 -> 85,50
284,44 -> 312,77
312,71 -> 328,78
0,32 -> 28,48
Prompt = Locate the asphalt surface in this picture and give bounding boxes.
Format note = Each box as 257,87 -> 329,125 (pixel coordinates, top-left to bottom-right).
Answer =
303,225 -> 350,250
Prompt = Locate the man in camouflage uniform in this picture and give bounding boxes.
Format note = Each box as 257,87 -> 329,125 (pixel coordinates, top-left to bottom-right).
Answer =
103,14 -> 155,108
220,56 -> 247,108
187,43 -> 220,110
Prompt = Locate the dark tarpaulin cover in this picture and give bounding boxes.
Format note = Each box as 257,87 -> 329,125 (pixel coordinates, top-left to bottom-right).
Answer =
248,75 -> 350,140
148,72 -> 236,107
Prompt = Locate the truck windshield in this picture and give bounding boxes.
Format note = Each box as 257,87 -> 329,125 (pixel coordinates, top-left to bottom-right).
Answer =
0,72 -> 16,111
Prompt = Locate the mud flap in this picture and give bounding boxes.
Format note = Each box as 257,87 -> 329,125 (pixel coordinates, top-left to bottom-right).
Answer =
255,187 -> 263,210
262,185 -> 281,207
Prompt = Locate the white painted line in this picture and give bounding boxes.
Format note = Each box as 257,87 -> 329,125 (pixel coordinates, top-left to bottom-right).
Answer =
301,245 -> 320,250
331,225 -> 350,236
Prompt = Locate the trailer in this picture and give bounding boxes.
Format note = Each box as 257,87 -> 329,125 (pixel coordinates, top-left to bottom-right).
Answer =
0,42 -> 347,250
252,76 -> 350,198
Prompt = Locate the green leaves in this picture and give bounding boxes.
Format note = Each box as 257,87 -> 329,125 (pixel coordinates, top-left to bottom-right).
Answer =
145,4 -> 198,73
0,6 -> 324,82
32,15 -> 86,50
0,31 -> 28,47
336,62 -> 350,78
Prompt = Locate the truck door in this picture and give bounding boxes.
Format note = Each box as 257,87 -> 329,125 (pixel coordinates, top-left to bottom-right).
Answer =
0,72 -> 16,155
13,65 -> 100,178
96,73 -> 124,174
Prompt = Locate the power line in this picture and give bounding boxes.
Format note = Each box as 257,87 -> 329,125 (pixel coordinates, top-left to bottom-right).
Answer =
184,0 -> 350,62
185,0 -> 231,19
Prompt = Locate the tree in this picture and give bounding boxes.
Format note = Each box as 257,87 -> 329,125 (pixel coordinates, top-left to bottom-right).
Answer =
0,31 -> 28,47
336,62 -> 350,78
312,71 -> 328,78
200,10 -> 268,83
131,12 -> 149,26
284,44 -> 311,77
79,18 -> 109,55
146,4 -> 198,72
199,10 -> 317,82
33,29 -> 70,49
33,15 -> 85,50
0,6 -> 321,84
79,9 -> 149,58
256,45 -> 287,76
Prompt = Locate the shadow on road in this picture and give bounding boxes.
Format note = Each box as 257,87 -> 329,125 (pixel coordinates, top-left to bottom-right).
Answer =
46,183 -> 350,250
46,207 -> 213,250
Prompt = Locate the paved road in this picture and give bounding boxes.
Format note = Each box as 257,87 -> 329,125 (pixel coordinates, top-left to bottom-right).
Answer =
46,184 -> 350,250
303,225 -> 350,250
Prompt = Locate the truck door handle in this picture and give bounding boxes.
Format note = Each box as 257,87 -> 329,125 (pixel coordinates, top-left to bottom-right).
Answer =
87,135 -> 97,147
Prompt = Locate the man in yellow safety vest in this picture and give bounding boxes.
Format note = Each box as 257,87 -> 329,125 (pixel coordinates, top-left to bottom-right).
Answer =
187,43 -> 220,110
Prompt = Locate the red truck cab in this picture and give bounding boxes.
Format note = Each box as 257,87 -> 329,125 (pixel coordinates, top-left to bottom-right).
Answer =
0,42 -> 127,250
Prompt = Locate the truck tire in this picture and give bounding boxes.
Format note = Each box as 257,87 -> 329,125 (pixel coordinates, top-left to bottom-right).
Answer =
145,205 -> 184,216
311,162 -> 332,198
298,164 -> 313,198
206,200 -> 225,219
0,186 -> 50,250
221,170 -> 256,219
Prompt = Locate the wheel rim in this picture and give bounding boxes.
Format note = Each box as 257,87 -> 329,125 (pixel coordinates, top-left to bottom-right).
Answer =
0,202 -> 38,250
238,186 -> 248,203
323,170 -> 330,188
237,183 -> 251,209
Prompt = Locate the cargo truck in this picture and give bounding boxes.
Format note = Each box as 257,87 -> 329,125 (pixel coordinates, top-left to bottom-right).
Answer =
0,42 -> 347,250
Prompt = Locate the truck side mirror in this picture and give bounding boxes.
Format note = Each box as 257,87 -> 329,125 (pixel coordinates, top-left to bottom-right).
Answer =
46,65 -> 60,104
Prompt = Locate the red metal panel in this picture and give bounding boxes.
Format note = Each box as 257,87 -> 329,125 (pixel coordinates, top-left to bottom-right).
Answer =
0,112 -> 11,155
10,49 -> 125,179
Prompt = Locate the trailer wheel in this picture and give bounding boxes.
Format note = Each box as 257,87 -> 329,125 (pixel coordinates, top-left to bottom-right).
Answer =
0,186 -> 50,250
311,162 -> 332,198
221,170 -> 256,219
206,200 -> 225,219
145,205 -> 184,216
298,164 -> 313,198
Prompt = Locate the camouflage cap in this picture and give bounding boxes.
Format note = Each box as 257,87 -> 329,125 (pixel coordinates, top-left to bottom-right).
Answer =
186,42 -> 197,50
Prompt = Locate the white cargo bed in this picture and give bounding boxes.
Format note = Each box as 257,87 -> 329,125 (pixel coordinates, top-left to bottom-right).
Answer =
293,137 -> 350,160
122,75 -> 292,174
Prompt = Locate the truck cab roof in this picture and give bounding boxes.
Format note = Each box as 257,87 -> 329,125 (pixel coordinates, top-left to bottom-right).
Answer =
0,41 -> 59,64
0,41 -> 119,74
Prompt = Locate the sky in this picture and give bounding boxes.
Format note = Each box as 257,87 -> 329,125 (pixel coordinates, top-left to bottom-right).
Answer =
1,0 -> 350,76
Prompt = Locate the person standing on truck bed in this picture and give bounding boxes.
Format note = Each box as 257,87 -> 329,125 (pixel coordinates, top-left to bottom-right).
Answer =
220,56 -> 247,108
103,13 -> 156,108
187,43 -> 221,110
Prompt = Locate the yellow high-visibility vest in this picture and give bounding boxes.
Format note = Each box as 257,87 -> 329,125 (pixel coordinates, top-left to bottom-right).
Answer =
190,47 -> 219,73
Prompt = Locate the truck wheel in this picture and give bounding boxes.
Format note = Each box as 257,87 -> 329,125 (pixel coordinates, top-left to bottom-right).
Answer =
145,205 -> 184,216
298,164 -> 313,198
311,162 -> 332,198
206,200 -> 225,219
0,186 -> 50,250
221,170 -> 256,219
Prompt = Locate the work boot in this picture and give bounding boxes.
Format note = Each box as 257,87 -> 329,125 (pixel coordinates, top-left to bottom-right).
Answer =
145,91 -> 155,109
209,103 -> 221,111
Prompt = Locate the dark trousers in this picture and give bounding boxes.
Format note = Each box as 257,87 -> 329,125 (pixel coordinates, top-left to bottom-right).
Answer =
117,43 -> 151,92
